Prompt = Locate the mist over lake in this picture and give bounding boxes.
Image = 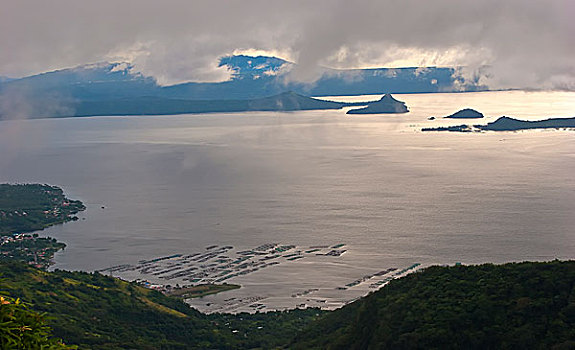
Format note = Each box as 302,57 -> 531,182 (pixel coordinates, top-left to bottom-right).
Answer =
0,90 -> 573,311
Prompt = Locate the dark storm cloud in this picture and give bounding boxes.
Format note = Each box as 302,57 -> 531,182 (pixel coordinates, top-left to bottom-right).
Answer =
1,0 -> 573,89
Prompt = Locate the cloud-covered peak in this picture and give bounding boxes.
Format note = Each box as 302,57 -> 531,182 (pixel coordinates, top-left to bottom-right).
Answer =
1,0 -> 573,90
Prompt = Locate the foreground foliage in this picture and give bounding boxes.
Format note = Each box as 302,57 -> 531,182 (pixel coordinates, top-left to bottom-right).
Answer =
0,293 -> 73,349
2,260 -> 575,349
292,260 -> 575,349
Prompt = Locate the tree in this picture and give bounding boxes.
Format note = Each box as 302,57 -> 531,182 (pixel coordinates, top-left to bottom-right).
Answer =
0,294 -> 74,349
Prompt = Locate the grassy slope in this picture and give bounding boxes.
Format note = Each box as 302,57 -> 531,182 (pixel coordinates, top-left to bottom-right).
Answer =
0,262 -> 321,349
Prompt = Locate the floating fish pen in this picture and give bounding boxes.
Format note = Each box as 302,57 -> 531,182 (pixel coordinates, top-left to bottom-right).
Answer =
101,242 -> 350,289
287,256 -> 303,261
274,245 -> 295,253
319,249 -> 346,256
305,248 -> 321,253
373,267 -> 397,276
253,243 -> 277,251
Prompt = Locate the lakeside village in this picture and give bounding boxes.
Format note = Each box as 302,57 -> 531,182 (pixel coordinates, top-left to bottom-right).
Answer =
0,233 -> 66,269
0,184 -> 87,269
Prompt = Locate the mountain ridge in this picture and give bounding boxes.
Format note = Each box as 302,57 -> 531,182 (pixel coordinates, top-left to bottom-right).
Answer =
0,55 -> 486,99
0,55 -> 488,118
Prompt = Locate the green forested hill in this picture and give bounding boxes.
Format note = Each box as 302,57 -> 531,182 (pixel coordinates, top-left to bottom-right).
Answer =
2,260 -> 575,349
0,262 -> 321,349
292,261 -> 575,350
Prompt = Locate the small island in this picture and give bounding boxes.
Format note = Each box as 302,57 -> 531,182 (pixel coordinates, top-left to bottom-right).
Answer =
347,94 -> 409,114
422,116 -> 575,132
479,116 -> 575,131
0,184 -> 86,268
443,108 -> 484,119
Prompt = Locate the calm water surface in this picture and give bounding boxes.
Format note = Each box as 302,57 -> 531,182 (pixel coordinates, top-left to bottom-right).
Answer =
0,91 -> 573,311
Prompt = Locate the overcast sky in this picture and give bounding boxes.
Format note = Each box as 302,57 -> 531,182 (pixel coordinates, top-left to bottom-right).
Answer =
1,0 -> 574,89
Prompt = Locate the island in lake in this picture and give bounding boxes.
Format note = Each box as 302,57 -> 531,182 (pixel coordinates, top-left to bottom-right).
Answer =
443,108 -> 484,119
422,116 -> 575,132
63,91 -> 347,117
346,94 -> 409,114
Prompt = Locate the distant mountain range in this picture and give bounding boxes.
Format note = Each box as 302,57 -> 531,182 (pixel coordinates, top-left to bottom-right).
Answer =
0,55 -> 487,119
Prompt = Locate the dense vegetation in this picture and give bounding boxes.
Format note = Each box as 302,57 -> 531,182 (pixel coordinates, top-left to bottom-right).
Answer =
0,291 -> 73,349
0,261 -> 322,349
4,259 -> 574,349
292,260 -> 575,349
2,257 -> 575,349
0,184 -> 85,235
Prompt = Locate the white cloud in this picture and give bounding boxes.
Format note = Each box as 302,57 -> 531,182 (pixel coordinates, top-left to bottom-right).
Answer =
0,0 -> 573,90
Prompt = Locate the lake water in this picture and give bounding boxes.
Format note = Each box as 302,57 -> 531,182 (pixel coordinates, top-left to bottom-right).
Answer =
0,90 -> 574,312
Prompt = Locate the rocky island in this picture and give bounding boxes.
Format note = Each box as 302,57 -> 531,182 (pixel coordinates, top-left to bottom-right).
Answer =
443,108 -> 484,119
422,116 -> 575,132
346,94 -> 409,114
